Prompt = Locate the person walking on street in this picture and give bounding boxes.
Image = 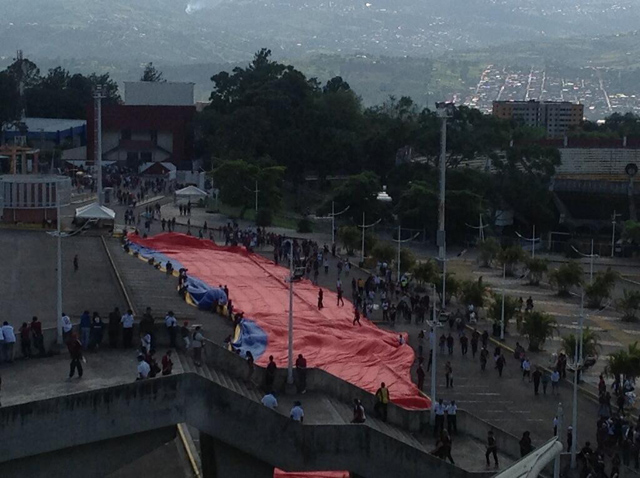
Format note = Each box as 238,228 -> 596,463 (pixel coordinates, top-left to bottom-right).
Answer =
447,400 -> 458,434
337,287 -> 345,307
192,326 -> 204,366
533,368 -> 542,395
486,430 -> 499,467
445,361 -> 453,388
480,347 -> 488,371
162,350 -> 173,375
317,289 -> 324,310
541,371 -> 550,395
121,309 -> 135,348
375,382 -> 390,422
61,313 -> 73,343
353,307 -> 361,326
1,322 -> 16,362
79,310 -> 91,350
165,311 -> 178,348
433,430 -> 455,464
471,329 -> 479,358
68,333 -> 83,379
519,431 -> 533,457
551,369 -> 560,395
446,334 -> 454,355
460,333 -> 468,356
434,398 -> 446,437
522,357 -> 531,382
295,353 -> 307,394
495,353 -> 506,378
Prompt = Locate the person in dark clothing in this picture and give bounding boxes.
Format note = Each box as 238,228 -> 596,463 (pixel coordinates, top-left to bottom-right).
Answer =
68,333 -> 83,378
495,354 -> 506,378
108,307 -> 120,348
353,307 -> 361,326
471,330 -> 479,358
446,334 -> 454,355
265,355 -> 277,391
481,330 -> 489,348
460,334 -> 469,356
30,316 -> 45,356
486,431 -> 499,467
295,354 -> 307,393
433,430 -> 455,464
519,431 -> 533,457
532,368 -> 542,395
140,307 -> 155,348
318,289 -> 324,310
480,347 -> 488,371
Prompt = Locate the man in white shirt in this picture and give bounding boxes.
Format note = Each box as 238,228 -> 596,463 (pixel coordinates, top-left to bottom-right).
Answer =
1,322 -> 16,363
434,398 -> 446,437
261,392 -> 278,409
121,310 -> 135,348
290,401 -> 304,423
446,400 -> 458,434
61,313 -> 73,342
165,311 -> 178,348
137,355 -> 151,380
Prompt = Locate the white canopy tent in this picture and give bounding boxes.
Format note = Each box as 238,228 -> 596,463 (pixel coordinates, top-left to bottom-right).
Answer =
175,185 -> 208,199
75,202 -> 116,220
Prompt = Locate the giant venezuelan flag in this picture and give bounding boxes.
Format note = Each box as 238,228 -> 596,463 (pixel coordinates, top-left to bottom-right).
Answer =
128,233 -> 429,410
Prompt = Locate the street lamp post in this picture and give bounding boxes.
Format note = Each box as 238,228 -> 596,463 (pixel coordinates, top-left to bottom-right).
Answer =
329,201 -> 350,248
55,185 -> 63,345
611,210 -> 621,258
570,290 -> 585,469
571,239 -> 599,284
500,263 -> 506,340
93,86 -> 105,205
287,241 -> 295,384
392,225 -> 420,282
516,227 -> 540,259
436,103 -> 453,299
554,402 -> 564,478
245,181 -> 260,213
428,283 -> 443,424
358,212 -> 381,266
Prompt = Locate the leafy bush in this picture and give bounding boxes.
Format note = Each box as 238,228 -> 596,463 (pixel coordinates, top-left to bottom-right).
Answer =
399,248 -> 416,274
497,245 -> 526,276
338,226 -> 360,255
525,257 -> 548,286
561,327 -> 600,360
548,261 -> 583,296
460,278 -> 489,308
521,311 -> 557,351
413,260 -> 439,286
618,290 -> 640,322
435,273 -> 460,305
487,293 -> 519,332
372,242 -> 395,264
478,237 -> 500,268
585,268 -> 618,308
607,343 -> 640,380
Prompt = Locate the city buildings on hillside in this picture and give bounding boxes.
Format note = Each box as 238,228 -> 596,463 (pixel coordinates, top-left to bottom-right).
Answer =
492,100 -> 584,138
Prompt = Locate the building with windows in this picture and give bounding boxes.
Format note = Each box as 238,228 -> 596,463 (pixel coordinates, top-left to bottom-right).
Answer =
87,82 -> 196,170
492,100 -> 583,138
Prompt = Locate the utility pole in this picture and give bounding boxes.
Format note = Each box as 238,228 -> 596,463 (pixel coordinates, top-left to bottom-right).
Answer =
93,86 -> 105,205
358,212 -> 381,266
429,284 -> 442,424
553,402 -> 564,478
570,290 -> 585,469
56,183 -> 63,345
465,214 -> 488,243
516,227 -> 539,259
287,241 -> 295,384
392,225 -> 420,281
500,263 -> 506,340
611,210 -> 621,258
436,103 -> 454,309
329,201 -> 350,248
245,181 -> 260,213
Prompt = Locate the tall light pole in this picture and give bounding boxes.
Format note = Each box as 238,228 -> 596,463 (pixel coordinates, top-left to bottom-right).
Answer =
93,86 -> 105,205
465,214 -> 488,244
500,263 -> 506,340
358,212 -> 381,266
570,290 -> 585,469
55,184 -> 63,345
287,240 -> 295,384
554,402 -> 564,478
329,201 -> 350,247
245,181 -> 260,213
436,103 -> 454,309
571,239 -> 598,284
516,227 -> 540,259
611,211 -> 621,258
392,225 -> 420,281
428,283 -> 443,424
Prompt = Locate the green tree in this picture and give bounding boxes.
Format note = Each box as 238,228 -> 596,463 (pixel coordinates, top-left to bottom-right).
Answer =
497,245 -> 526,277
487,293 -> 519,332
606,343 -> 640,381
141,62 -> 165,82
399,248 -> 416,274
413,260 -> 439,287
521,311 -> 557,351
525,258 -> 548,286
324,171 -> 383,224
478,237 -> 500,268
460,278 -> 489,308
436,274 -> 460,305
618,290 -> 640,322
338,226 -> 360,255
561,327 -> 601,360
371,242 -> 395,264
585,268 -> 618,309
0,71 -> 19,133
549,261 -> 583,296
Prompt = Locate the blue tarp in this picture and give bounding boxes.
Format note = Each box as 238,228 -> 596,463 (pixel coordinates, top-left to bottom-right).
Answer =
185,276 -> 228,310
232,318 -> 268,360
